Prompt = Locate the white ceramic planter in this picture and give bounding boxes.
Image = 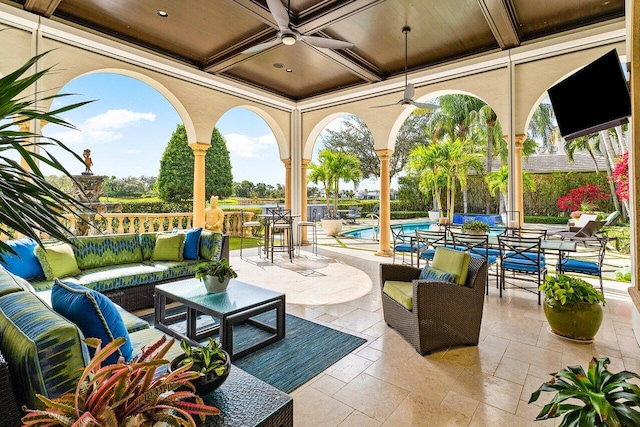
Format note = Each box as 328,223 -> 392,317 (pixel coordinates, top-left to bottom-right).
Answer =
203,276 -> 230,293
321,218 -> 343,236
428,210 -> 440,221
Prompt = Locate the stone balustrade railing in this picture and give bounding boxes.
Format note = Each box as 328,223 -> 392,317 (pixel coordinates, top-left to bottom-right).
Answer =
1,211 -> 261,240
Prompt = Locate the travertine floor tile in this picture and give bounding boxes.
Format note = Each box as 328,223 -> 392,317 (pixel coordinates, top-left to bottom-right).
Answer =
333,373 -> 409,422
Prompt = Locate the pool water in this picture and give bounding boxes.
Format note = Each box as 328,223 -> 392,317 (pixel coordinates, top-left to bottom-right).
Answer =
341,220 -> 506,240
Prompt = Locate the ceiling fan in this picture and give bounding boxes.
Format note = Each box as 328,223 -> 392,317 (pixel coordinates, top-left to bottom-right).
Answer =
371,26 -> 439,110
242,0 -> 354,54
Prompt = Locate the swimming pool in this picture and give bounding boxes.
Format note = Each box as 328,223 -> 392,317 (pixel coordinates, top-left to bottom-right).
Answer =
341,221 -> 439,240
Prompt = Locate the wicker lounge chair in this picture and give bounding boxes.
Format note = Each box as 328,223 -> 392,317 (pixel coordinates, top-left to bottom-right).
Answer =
380,257 -> 487,355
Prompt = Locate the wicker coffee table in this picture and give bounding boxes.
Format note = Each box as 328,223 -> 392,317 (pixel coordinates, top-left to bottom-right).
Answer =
154,278 -> 285,360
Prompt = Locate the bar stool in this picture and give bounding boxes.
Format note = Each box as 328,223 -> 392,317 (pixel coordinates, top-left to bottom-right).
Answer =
239,210 -> 262,259
297,208 -> 319,256
268,208 -> 294,262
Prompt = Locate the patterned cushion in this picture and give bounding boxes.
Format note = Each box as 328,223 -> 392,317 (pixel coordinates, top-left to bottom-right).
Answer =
151,259 -> 201,281
72,234 -> 143,270
0,237 -> 44,280
152,233 -> 185,261
139,232 -> 160,260
199,231 -> 224,261
73,263 -> 165,293
51,280 -> 133,365
34,242 -> 80,280
0,291 -> 88,410
0,265 -> 34,297
432,247 -> 470,285
419,266 -> 457,282
382,280 -> 413,310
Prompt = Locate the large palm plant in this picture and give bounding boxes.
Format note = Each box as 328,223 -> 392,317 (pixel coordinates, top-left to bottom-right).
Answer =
0,52 -> 91,259
308,149 -> 361,218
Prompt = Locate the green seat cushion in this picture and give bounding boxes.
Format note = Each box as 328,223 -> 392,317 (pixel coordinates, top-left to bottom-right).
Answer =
34,242 -> 80,280
73,263 -> 165,293
0,291 -> 88,410
151,259 -> 202,281
152,233 -> 185,262
72,234 -> 143,270
0,265 -> 35,297
382,280 -> 413,310
431,247 -> 470,285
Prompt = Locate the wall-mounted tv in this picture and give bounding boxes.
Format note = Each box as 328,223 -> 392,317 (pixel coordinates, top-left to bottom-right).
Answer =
547,49 -> 630,141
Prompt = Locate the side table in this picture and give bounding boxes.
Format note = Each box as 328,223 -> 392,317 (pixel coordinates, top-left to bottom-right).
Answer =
201,366 -> 293,427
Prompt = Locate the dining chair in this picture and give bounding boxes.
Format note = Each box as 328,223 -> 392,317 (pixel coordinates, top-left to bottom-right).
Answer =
556,236 -> 607,297
297,208 -> 319,256
498,235 -> 547,304
267,208 -> 294,262
239,210 -> 262,259
451,232 -> 498,294
414,229 -> 447,268
391,224 -> 423,265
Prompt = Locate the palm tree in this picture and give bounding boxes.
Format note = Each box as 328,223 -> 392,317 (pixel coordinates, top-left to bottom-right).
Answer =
528,102 -> 557,154
308,149 -> 361,218
0,52 -> 92,259
486,165 -> 536,214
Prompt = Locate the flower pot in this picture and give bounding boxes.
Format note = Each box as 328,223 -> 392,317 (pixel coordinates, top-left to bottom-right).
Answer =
321,218 -> 343,236
438,217 -> 450,225
428,210 -> 441,221
202,276 -> 230,293
543,299 -> 603,341
465,229 -> 486,235
170,352 -> 231,395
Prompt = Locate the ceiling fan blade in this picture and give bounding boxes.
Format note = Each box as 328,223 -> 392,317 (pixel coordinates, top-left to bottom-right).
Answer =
369,100 -> 403,108
266,0 -> 291,31
302,35 -> 354,50
404,83 -> 415,100
410,100 -> 439,110
242,39 -> 280,54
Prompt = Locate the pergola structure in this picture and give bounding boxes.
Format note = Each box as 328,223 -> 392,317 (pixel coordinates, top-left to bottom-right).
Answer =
0,1 -> 638,340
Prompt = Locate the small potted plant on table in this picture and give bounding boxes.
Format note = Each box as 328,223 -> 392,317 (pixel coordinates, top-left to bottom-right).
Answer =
462,220 -> 490,235
195,259 -> 237,293
529,356 -> 640,425
171,338 -> 231,395
539,274 -> 605,341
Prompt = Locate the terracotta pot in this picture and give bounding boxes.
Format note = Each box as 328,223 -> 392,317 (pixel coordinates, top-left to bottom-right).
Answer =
543,299 -> 603,341
465,229 -> 486,235
170,351 -> 231,395
438,217 -> 450,225
202,276 -> 230,293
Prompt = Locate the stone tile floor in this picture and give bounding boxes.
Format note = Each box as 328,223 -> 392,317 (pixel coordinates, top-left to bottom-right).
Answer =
228,224 -> 636,427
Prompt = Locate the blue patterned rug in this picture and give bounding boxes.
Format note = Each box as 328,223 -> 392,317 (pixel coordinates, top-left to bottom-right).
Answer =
142,309 -> 367,393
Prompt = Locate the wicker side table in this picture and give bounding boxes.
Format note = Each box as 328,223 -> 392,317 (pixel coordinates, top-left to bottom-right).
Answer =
201,366 -> 293,427
0,350 -> 21,427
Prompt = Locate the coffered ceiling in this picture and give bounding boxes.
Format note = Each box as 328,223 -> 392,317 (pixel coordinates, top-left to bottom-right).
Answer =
11,0 -> 625,100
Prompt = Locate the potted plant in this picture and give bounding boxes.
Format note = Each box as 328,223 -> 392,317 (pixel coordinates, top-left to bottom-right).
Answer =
171,338 -> 231,394
462,220 -> 490,235
308,149 -> 361,236
539,274 -> 605,341
195,259 -> 237,293
21,336 -> 220,426
529,356 -> 640,426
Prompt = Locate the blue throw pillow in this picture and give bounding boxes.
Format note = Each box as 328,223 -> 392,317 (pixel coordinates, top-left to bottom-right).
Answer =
418,266 -> 457,283
51,280 -> 133,365
0,237 -> 44,280
173,227 -> 202,260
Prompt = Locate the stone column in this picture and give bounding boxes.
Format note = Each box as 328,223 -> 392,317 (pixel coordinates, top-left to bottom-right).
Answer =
300,158 -> 310,244
375,149 -> 393,257
283,158 -> 291,209
16,119 -> 47,171
189,142 -> 209,227
513,134 -> 526,226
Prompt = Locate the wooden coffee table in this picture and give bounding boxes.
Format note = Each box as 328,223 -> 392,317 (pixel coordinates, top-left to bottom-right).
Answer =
154,278 -> 285,360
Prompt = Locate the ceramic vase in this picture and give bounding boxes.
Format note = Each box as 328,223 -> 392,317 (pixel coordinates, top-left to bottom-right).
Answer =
203,276 -> 230,293
543,299 -> 603,341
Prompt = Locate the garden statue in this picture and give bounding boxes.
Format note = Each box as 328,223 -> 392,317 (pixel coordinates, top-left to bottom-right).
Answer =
204,196 -> 224,233
82,149 -> 93,175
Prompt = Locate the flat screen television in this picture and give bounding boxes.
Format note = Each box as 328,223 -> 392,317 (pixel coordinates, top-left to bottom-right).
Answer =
547,49 -> 631,141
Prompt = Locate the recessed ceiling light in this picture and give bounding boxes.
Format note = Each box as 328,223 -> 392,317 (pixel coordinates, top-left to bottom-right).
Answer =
156,10 -> 169,18
286,68 -> 293,73
273,63 -> 284,68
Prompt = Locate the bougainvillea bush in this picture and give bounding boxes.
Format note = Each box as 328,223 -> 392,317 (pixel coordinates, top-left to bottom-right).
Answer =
556,183 -> 610,212
612,152 -> 629,202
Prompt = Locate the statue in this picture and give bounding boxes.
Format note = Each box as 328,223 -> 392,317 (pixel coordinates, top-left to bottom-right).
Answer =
204,196 -> 224,233
82,149 -> 93,175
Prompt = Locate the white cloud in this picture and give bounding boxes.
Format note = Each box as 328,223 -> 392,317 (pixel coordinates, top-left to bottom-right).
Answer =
225,133 -> 276,158
44,109 -> 156,144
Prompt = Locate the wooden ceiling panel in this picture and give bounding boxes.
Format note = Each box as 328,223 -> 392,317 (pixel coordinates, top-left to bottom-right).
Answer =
54,0 -> 269,62
324,0 -> 498,76
222,42 -> 364,99
513,0 -> 625,40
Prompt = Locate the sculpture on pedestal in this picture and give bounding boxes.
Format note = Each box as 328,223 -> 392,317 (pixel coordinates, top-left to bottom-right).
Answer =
205,196 -> 224,233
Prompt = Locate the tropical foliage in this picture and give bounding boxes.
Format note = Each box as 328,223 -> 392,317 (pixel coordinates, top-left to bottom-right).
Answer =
529,357 -> 640,426
556,183 -> 610,213
157,125 -> 233,202
540,274 -> 605,305
486,166 -> 535,214
176,338 -> 228,377
0,52 -> 93,261
308,149 -> 361,217
21,336 -> 220,426
612,152 -> 629,202
194,259 -> 237,282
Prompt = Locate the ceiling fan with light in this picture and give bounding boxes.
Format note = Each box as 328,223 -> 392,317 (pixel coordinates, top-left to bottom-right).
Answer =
242,0 -> 354,54
371,26 -> 439,110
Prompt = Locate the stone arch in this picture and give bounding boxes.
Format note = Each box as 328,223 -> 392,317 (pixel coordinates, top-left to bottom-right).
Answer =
226,105 -> 288,160
304,112 -> 356,159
